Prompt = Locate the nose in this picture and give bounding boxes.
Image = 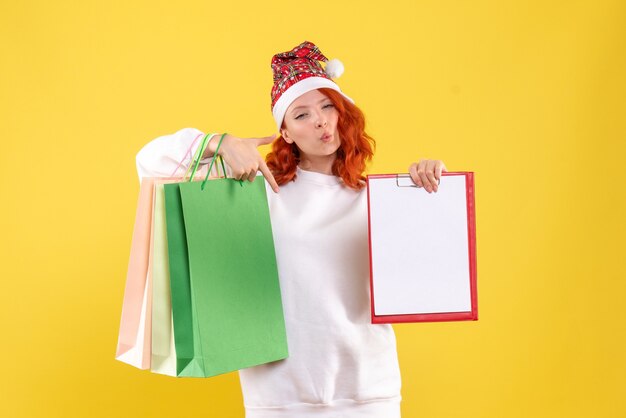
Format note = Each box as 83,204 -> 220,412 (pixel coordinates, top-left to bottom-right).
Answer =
316,114 -> 328,128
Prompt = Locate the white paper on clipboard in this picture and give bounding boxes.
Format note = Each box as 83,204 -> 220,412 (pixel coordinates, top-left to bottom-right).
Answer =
367,172 -> 476,320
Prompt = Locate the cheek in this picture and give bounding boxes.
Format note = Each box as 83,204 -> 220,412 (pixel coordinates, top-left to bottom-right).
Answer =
283,123 -> 305,143
330,111 -> 339,126
291,124 -> 315,141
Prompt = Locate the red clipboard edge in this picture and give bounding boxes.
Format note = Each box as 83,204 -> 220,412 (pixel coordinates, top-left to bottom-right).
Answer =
366,172 -> 478,324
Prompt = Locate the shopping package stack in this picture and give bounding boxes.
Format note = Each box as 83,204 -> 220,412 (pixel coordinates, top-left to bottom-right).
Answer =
115,134 -> 289,377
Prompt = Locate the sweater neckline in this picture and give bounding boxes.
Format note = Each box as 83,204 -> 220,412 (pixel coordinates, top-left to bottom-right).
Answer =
296,167 -> 342,186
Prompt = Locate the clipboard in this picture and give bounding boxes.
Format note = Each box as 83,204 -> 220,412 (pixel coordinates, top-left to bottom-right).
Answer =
367,172 -> 478,323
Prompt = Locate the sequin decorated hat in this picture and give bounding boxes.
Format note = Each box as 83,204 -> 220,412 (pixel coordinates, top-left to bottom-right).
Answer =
270,40 -> 353,129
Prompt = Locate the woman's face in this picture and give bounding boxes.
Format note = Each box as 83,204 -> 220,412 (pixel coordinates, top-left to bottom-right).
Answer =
280,89 -> 341,165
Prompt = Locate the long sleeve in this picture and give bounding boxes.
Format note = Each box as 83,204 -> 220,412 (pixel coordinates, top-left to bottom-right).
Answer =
135,127 -> 212,182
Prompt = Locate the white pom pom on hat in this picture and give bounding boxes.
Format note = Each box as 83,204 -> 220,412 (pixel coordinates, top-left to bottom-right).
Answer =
324,58 -> 344,78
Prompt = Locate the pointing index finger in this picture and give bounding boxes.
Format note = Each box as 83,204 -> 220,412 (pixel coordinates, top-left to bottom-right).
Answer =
259,160 -> 280,193
255,133 -> 278,147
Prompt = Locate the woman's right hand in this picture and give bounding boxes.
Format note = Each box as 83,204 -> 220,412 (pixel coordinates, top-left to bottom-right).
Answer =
204,133 -> 280,193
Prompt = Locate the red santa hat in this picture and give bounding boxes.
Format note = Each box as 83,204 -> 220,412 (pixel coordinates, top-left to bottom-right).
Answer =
270,40 -> 354,129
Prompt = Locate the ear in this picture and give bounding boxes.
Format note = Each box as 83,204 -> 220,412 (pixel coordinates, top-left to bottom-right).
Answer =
281,128 -> 294,144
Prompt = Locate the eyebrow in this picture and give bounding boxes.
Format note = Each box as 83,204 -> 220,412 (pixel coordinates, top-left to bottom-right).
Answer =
290,98 -> 331,115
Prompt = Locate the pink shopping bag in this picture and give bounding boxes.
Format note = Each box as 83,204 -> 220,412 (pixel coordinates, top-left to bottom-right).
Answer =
115,177 -> 158,369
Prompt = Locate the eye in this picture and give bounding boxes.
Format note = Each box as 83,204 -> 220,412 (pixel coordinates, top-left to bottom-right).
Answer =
295,113 -> 307,120
323,103 -> 334,109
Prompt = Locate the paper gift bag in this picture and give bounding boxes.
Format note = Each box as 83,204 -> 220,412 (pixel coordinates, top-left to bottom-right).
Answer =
150,181 -> 179,376
116,176 -> 183,370
167,177 -> 288,378
163,182 -> 202,376
115,177 -> 157,369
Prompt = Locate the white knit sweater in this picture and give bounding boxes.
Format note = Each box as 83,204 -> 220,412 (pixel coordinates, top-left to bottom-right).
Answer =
136,128 -> 402,418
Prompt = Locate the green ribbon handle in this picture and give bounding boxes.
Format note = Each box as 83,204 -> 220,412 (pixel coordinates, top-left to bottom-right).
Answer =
187,133 -> 213,181
218,155 -> 228,179
201,133 -> 243,190
184,132 -> 243,190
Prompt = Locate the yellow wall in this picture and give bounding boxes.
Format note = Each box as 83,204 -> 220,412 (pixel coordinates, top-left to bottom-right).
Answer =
1,1 -> 624,417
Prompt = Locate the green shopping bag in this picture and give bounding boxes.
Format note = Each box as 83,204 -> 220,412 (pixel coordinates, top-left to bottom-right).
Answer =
179,177 -> 288,377
163,182 -> 201,376
164,145 -> 288,377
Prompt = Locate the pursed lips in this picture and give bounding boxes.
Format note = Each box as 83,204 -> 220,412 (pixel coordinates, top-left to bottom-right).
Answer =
320,132 -> 332,142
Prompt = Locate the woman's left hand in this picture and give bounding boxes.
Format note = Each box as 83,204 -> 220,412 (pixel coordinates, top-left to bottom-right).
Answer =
408,159 -> 447,193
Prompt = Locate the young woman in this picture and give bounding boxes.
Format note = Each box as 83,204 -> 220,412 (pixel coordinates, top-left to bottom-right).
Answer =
136,41 -> 446,418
